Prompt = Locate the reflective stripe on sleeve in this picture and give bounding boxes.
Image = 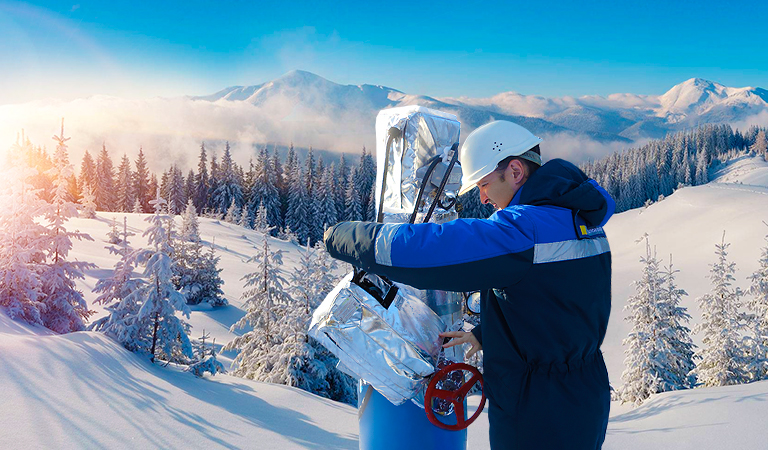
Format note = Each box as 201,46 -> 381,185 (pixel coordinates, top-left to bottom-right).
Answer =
533,237 -> 610,264
374,223 -> 401,267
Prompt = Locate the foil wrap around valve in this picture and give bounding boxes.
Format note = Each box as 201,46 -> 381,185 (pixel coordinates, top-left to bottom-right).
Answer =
310,106 -> 465,406
309,272 -> 447,405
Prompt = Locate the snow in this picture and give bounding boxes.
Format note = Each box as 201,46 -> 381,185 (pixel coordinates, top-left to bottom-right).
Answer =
603,156 -> 768,386
606,381 -> 768,449
2,156 -> 768,448
0,314 -> 359,449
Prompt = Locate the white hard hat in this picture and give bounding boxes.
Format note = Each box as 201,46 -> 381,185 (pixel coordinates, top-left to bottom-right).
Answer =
458,121 -> 543,196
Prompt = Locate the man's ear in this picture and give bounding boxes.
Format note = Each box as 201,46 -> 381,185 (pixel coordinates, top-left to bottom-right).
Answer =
509,159 -> 526,183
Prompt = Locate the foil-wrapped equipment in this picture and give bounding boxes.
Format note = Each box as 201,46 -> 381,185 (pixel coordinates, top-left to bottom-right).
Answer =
311,106 -> 466,407
375,106 -> 462,221
309,272 -> 447,405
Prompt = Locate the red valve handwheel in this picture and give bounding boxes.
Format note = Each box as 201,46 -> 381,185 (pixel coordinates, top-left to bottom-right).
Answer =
424,362 -> 486,431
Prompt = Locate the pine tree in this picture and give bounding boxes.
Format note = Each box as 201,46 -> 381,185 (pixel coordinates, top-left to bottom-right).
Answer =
238,204 -> 251,229
750,130 -> 768,161
174,200 -> 227,307
210,142 -> 244,215
336,154 -> 349,219
184,170 -> 196,210
286,165 -> 310,245
224,236 -> 290,380
344,167 -> 362,222
746,228 -> 768,380
90,217 -> 147,351
224,198 -> 240,224
194,143 -> 210,213
133,148 -> 151,213
115,153 -> 134,212
306,169 -> 323,244
168,165 -> 185,214
691,232 -> 750,387
317,166 -> 339,235
39,123 -> 96,333
351,147 -> 376,216
247,147 -> 281,233
658,255 -> 697,389
80,182 -> 97,219
95,143 -> 116,211
0,136 -> 49,325
285,241 -> 356,404
135,190 -> 194,363
619,236 -> 667,404
79,150 -> 97,195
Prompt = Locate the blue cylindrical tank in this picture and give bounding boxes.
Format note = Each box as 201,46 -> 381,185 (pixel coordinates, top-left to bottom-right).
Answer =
358,382 -> 467,450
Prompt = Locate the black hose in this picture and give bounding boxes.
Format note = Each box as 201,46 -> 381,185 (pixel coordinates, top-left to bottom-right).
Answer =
423,143 -> 460,224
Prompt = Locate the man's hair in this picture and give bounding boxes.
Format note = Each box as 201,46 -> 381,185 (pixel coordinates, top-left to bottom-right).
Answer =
494,145 -> 541,177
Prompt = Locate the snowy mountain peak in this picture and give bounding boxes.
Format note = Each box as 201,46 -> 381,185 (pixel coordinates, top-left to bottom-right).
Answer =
658,78 -> 768,122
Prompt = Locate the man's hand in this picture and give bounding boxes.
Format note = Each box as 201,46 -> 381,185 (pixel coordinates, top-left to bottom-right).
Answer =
440,331 -> 482,359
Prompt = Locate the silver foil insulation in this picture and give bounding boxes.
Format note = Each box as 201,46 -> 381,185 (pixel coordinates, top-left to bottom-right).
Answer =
310,106 -> 464,406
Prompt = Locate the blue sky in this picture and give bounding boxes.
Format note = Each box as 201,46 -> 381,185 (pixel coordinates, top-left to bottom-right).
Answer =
2,0 -> 767,104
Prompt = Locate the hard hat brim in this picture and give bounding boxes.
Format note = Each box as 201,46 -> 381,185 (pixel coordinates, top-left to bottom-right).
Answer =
458,134 -> 542,197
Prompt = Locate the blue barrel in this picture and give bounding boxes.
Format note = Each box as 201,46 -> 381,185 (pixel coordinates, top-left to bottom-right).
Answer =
358,382 -> 467,450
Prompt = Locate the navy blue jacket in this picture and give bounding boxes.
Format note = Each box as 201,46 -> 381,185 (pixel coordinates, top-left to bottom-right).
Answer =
324,159 -> 614,449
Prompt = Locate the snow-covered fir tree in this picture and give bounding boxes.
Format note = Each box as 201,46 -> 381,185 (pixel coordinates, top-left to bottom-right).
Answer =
194,143 -> 210,213
39,123 -> 96,333
746,228 -> 768,380
115,153 -> 134,213
107,218 -> 122,244
173,200 -> 226,307
79,150 -> 97,196
658,254 -> 697,389
619,237 -> 697,405
95,143 -> 116,212
133,148 -> 151,213
134,191 -> 194,363
224,236 -> 291,380
750,130 -> 768,160
247,147 -> 281,234
224,198 -> 240,224
238,204 -> 251,229
167,165 -> 185,214
0,136 -> 49,325
344,167 -> 362,222
316,166 -> 339,235
80,182 -> 97,219
89,217 -> 147,351
280,240 -> 356,404
691,232 -> 750,387
253,202 -> 274,235
209,142 -> 243,216
286,165 -> 310,245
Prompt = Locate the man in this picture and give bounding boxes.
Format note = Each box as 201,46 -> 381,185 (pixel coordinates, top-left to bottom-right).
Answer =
324,120 -> 614,449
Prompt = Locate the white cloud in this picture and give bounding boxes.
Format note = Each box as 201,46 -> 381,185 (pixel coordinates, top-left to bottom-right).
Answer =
0,94 -> 374,174
539,131 -> 637,165
730,110 -> 768,132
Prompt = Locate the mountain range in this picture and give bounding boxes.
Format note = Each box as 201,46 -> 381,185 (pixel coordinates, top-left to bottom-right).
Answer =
193,70 -> 768,144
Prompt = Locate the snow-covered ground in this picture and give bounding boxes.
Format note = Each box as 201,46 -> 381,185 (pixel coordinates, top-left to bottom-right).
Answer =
2,155 -> 768,449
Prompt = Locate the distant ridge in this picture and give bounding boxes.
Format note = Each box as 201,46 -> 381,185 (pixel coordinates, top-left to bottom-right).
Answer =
194,71 -> 768,143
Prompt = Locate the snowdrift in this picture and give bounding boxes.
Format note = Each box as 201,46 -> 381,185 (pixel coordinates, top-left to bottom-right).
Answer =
0,310 -> 359,449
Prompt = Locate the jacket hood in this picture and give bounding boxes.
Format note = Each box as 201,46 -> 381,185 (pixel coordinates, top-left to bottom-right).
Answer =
516,158 -> 614,227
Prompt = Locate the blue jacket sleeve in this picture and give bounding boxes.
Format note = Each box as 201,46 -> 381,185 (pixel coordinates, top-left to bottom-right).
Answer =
324,210 -> 536,292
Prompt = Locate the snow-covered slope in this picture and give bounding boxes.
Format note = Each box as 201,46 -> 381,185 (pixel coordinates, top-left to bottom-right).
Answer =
3,157 -> 768,449
603,156 -> 768,385
605,380 -> 768,449
0,308 -> 360,450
